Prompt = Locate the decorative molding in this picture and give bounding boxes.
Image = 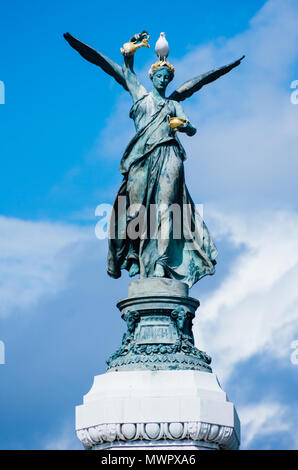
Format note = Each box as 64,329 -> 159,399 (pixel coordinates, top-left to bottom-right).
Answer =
117,295 -> 199,312
77,421 -> 239,450
106,301 -> 212,372
106,335 -> 212,372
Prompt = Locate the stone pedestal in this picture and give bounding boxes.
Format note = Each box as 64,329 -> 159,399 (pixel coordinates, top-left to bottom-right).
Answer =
76,369 -> 240,450
106,278 -> 211,373
76,279 -> 240,450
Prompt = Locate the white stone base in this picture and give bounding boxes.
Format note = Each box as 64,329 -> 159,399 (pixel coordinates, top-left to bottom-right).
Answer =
76,369 -> 240,450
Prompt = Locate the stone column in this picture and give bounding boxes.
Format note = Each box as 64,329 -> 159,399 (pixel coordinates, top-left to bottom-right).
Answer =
76,279 -> 240,450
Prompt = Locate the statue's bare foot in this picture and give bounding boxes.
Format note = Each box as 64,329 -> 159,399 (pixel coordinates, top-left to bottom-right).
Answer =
154,263 -> 165,277
129,261 -> 140,277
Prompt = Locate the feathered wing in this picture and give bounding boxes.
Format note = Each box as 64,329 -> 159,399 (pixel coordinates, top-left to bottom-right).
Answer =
169,56 -> 245,102
63,32 -> 128,91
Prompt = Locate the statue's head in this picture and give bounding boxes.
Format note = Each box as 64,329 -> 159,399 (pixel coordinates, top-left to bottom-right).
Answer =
124,310 -> 140,333
171,306 -> 187,332
149,61 -> 174,90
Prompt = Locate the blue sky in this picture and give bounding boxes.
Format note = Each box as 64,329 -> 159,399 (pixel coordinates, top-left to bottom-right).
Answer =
1,0 -> 298,450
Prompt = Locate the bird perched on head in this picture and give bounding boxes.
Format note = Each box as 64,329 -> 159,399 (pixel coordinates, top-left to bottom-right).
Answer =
155,32 -> 169,61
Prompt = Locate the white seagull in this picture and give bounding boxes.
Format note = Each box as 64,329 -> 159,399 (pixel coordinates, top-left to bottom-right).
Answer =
155,32 -> 169,61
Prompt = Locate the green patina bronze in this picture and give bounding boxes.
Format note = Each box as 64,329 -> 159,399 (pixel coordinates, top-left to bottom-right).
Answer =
64,31 -> 244,287
64,32 -> 244,371
106,306 -> 212,372
104,277 -> 212,372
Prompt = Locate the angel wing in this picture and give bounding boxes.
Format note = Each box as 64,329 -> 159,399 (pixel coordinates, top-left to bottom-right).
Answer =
63,32 -> 128,91
169,55 -> 245,102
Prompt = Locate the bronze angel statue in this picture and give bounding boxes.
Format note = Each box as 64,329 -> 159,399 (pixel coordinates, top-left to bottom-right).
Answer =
64,31 -> 244,287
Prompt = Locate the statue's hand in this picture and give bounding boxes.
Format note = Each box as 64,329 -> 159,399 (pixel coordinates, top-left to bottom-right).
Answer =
177,121 -> 197,136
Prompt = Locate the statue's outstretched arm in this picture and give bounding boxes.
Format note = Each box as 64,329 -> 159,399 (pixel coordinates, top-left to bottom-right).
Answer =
63,33 -> 128,91
169,55 -> 245,102
122,54 -> 147,103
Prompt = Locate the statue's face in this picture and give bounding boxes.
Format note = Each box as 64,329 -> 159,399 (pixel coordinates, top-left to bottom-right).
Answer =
177,313 -> 185,330
126,315 -> 135,332
152,67 -> 172,91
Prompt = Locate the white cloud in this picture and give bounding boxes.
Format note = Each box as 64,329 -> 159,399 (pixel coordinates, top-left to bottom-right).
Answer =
0,216 -> 92,317
193,209 -> 298,379
43,422 -> 81,450
180,0 -> 298,210
83,0 -> 298,394
238,401 -> 289,449
94,0 -> 298,212
2,0 -> 297,451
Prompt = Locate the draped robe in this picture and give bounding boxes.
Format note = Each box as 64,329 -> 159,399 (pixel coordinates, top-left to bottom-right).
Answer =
107,92 -> 217,287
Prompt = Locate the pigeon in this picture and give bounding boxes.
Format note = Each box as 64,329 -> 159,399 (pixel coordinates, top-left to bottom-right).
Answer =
129,30 -> 149,44
155,32 -> 169,60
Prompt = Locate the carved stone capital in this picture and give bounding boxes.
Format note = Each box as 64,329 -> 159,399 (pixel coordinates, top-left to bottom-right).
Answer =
76,421 -> 239,450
